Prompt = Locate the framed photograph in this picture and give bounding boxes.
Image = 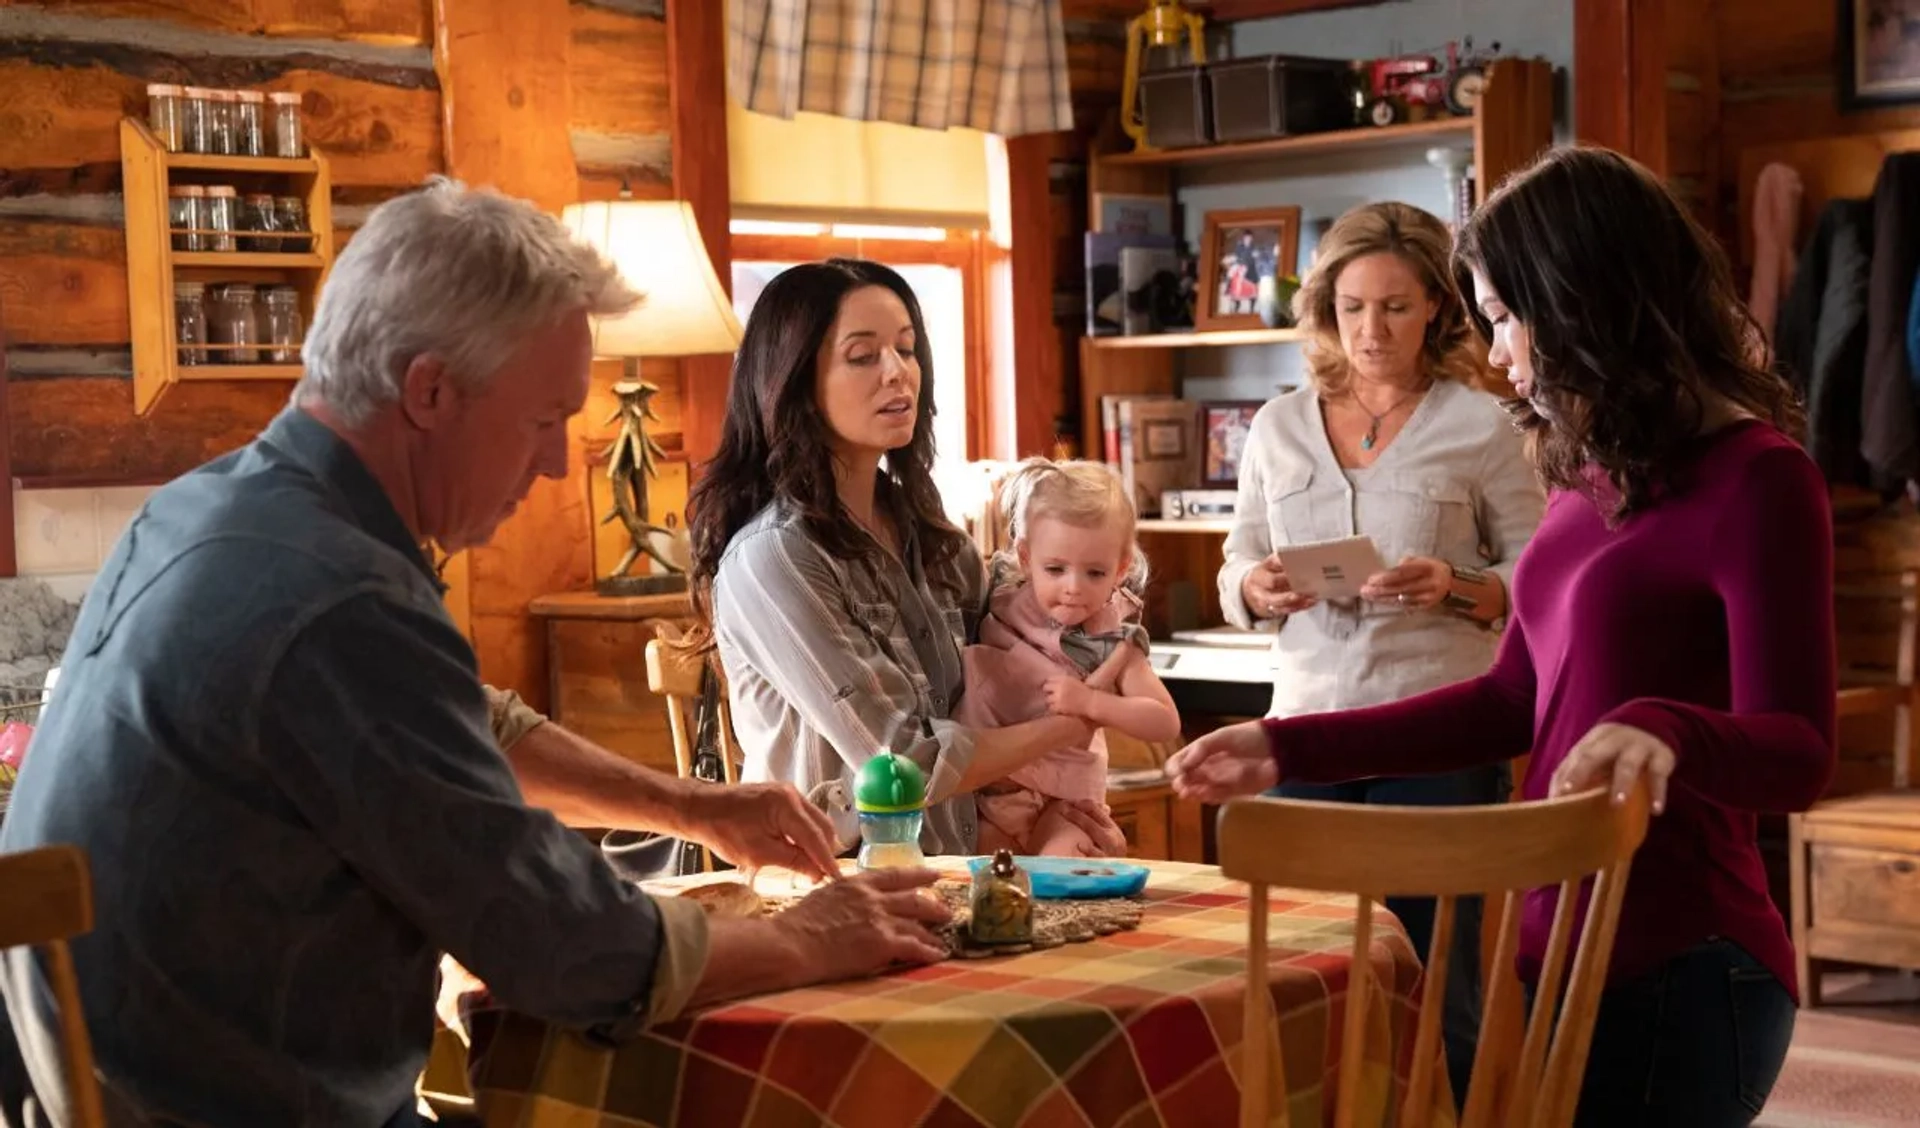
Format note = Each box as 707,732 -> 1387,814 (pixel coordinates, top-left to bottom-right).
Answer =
1197,206 -> 1302,332
1840,0 -> 1920,108
1201,400 -> 1263,487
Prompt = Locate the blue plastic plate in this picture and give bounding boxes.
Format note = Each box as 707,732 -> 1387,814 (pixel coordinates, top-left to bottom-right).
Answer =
967,855 -> 1149,899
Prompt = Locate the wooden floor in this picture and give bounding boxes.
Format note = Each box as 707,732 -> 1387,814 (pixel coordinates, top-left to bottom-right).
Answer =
1758,971 -> 1920,1128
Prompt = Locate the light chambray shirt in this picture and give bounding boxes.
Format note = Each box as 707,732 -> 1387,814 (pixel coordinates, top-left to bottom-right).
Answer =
0,408 -> 704,1128
713,500 -> 988,856
1217,379 -> 1545,720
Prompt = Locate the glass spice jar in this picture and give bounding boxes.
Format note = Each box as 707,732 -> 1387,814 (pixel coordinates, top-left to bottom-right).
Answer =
182,87 -> 215,154
203,186 -> 239,253
263,286 -> 303,363
167,185 -> 205,252
240,193 -> 278,252
211,283 -> 261,364
275,195 -> 309,252
234,90 -> 267,157
269,92 -> 304,158
207,89 -> 238,155
175,282 -> 208,367
146,83 -> 185,151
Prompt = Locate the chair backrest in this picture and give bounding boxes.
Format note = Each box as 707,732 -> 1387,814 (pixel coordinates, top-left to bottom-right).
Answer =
1216,783 -> 1651,1128
1833,569 -> 1920,790
0,845 -> 104,1128
643,621 -> 738,786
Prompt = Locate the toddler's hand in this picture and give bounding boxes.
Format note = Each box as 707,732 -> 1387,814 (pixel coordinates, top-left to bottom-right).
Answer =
1042,676 -> 1094,718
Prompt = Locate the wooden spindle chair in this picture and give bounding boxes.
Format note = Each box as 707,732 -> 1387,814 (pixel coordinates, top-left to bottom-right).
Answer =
0,845 -> 105,1128
1217,782 -> 1651,1128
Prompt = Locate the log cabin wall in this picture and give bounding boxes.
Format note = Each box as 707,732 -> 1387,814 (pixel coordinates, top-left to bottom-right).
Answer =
0,0 -> 691,709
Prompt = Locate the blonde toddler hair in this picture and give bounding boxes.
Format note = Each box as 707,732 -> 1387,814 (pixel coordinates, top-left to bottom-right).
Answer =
995,458 -> 1149,593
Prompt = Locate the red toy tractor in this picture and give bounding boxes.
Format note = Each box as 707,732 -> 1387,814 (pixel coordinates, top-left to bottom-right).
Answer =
1363,37 -> 1499,127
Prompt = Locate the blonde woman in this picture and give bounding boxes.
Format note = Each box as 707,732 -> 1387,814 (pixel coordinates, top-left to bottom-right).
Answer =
954,459 -> 1181,857
1217,201 -> 1545,1100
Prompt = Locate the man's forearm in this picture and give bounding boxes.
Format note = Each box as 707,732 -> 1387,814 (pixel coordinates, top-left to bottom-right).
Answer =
502,718 -> 695,833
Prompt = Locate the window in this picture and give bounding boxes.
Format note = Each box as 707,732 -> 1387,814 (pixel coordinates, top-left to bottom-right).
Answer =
730,222 -> 988,525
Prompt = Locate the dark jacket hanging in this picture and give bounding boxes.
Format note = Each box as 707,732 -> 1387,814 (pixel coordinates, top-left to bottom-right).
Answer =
1861,153 -> 1920,492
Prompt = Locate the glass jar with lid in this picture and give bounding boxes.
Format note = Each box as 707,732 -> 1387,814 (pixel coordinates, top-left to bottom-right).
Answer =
263,286 -> 303,363
234,90 -> 267,157
240,194 -> 278,252
275,195 -> 309,253
146,83 -> 185,151
203,186 -> 239,252
168,185 -> 205,252
175,282 -> 209,367
211,283 -> 261,364
207,89 -> 239,155
182,87 -> 215,154
269,92 -> 304,158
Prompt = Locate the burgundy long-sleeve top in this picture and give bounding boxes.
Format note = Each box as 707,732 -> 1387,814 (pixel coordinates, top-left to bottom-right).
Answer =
1265,420 -> 1836,996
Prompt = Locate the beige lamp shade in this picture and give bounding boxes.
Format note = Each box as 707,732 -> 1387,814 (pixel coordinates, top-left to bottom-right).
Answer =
560,199 -> 744,359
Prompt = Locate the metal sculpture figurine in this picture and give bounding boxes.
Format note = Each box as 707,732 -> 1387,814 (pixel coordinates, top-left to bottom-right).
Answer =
599,377 -> 689,595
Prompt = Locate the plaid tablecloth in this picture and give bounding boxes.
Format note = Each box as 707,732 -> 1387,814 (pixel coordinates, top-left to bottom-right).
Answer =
462,860 -> 1447,1127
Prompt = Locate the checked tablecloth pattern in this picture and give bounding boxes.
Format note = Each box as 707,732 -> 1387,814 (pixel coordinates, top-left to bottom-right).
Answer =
463,860 -> 1447,1127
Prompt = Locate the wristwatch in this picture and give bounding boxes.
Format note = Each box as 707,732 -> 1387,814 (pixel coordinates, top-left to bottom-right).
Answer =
1444,562 -> 1508,631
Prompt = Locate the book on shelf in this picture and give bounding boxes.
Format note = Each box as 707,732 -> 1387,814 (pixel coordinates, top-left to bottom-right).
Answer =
1117,398 -> 1199,519
1099,392 -> 1170,467
1093,192 -> 1173,238
1086,231 -> 1175,337
1119,245 -> 1186,336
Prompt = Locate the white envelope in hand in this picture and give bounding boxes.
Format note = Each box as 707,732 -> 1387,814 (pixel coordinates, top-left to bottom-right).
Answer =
1273,535 -> 1386,601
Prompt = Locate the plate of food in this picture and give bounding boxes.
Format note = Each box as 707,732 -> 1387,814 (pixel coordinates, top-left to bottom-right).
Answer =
966,856 -> 1149,899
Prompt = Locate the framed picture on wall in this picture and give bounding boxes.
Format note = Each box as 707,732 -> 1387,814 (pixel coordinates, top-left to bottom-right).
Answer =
1196,206 -> 1302,332
1200,400 -> 1264,487
1840,0 -> 1920,108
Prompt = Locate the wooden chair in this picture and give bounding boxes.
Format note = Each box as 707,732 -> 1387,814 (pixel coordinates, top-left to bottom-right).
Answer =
1790,570 -> 1920,1006
1217,783 -> 1652,1128
0,845 -> 105,1128
643,622 -> 739,786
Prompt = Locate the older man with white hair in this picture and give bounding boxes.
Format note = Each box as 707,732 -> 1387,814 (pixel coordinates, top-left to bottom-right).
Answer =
0,179 -> 950,1128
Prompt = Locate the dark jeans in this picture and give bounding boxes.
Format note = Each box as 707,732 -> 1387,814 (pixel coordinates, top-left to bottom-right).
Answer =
1529,938 -> 1796,1127
1271,764 -> 1510,1107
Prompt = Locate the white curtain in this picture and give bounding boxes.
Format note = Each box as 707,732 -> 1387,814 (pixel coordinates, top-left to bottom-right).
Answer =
727,0 -> 1074,138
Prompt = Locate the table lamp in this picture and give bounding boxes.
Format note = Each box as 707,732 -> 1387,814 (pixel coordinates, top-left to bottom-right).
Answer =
560,197 -> 743,595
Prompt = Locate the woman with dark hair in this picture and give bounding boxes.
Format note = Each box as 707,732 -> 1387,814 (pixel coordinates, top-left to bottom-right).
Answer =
689,259 -> 1118,857
1221,200 -> 1543,1102
1170,147 -> 1835,1125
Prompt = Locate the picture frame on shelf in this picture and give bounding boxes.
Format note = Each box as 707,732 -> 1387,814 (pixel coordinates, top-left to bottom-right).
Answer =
1200,400 -> 1264,487
1839,0 -> 1920,109
1196,206 -> 1301,332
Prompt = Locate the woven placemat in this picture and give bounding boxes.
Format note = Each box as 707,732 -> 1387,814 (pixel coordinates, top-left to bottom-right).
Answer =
764,878 -> 1144,960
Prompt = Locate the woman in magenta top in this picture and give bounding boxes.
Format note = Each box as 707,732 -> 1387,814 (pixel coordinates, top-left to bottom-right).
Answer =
1169,146 -> 1834,1126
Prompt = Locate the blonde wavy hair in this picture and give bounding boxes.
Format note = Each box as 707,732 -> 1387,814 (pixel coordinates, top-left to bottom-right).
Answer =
993,458 -> 1149,594
1291,201 -> 1494,397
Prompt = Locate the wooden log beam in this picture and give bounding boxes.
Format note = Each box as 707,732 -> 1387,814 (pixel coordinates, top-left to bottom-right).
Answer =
434,0 -> 583,711
6,2 -> 433,45
1573,0 -> 1668,175
666,0 -> 730,470
0,59 -> 441,188
0,8 -> 437,86
0,221 -> 129,346
6,375 -> 286,484
569,1 -> 669,141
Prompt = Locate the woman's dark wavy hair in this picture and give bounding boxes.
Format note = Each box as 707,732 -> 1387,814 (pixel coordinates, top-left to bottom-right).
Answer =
688,258 -> 969,624
1453,145 -> 1805,522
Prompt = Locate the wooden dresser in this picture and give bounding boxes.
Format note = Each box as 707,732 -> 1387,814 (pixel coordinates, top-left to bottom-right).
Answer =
530,590 -> 694,775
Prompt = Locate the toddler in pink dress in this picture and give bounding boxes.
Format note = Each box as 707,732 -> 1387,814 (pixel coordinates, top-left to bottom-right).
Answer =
955,459 -> 1182,856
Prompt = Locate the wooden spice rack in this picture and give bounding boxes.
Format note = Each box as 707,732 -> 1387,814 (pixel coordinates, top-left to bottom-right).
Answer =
119,117 -> 335,414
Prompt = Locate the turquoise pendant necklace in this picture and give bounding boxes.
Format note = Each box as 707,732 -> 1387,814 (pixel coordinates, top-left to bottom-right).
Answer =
1355,385 -> 1424,451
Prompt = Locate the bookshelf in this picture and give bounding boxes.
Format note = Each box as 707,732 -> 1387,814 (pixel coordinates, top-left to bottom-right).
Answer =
1086,57 -> 1555,636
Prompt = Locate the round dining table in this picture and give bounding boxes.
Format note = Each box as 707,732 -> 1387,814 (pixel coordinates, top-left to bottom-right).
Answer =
457,858 -> 1449,1127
